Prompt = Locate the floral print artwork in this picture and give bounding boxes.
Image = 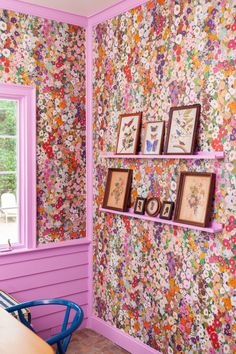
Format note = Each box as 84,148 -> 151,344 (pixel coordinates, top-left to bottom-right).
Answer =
111,177 -> 125,204
188,183 -> 206,215
93,0 -> 235,352
0,9 -> 86,243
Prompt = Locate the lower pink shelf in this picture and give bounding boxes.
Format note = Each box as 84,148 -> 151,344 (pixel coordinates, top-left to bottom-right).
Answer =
100,208 -> 223,234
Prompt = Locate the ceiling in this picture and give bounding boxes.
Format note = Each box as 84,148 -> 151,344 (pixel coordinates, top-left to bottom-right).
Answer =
22,0 -> 124,17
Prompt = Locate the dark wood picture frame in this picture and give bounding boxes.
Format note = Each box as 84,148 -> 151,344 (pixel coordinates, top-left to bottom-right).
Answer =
143,121 -> 165,155
134,197 -> 146,215
164,104 -> 201,155
102,168 -> 133,212
115,112 -> 142,155
145,197 -> 161,217
160,201 -> 175,220
174,172 -> 215,227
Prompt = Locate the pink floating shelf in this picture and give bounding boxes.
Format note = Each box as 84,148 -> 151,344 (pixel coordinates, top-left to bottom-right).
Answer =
100,208 -> 223,234
101,151 -> 224,160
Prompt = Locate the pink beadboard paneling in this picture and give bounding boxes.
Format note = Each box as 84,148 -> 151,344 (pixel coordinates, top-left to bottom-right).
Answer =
0,242 -> 89,264
10,278 -> 88,300
0,244 -> 89,336
0,251 -> 88,279
28,293 -> 88,319
32,304 -> 88,332
39,319 -> 88,339
1,264 -> 88,293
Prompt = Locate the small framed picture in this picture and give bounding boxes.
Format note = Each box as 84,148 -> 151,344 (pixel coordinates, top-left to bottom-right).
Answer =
145,197 -> 161,217
174,172 -> 215,227
160,201 -> 175,220
116,112 -> 142,155
164,104 -> 201,154
143,121 -> 165,155
134,197 -> 146,215
102,168 -> 133,212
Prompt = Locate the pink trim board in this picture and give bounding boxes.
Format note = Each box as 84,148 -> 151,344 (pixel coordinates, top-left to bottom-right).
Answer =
100,208 -> 223,233
0,0 -> 88,27
102,151 -> 224,160
88,0 -> 149,27
90,316 -> 160,354
85,24 -> 94,325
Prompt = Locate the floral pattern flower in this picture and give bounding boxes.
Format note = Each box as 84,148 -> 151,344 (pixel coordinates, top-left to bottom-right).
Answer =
0,9 -> 86,243
93,0 -> 235,352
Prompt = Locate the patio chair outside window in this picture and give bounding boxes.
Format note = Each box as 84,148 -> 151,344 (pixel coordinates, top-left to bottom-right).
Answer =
0,192 -> 18,223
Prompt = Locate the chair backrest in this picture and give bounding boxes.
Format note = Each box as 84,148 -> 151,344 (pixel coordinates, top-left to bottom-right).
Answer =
1,193 -> 17,208
6,298 -> 83,354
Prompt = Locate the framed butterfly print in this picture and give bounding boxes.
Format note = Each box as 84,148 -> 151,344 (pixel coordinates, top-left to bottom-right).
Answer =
143,121 -> 165,155
116,112 -> 142,155
164,104 -> 201,155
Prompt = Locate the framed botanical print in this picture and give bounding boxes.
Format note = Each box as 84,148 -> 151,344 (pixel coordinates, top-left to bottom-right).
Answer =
134,197 -> 146,215
160,201 -> 175,220
115,112 -> 142,155
102,168 -> 132,212
174,172 -> 215,227
164,104 -> 201,154
143,121 -> 165,155
145,197 -> 161,217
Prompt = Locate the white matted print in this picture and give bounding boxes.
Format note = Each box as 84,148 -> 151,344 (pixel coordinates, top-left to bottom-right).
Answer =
116,113 -> 142,155
143,121 -> 165,155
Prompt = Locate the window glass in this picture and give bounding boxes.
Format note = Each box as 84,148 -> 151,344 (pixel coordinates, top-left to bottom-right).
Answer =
0,100 -> 19,245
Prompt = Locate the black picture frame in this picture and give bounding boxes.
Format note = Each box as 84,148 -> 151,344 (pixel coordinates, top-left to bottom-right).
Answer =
159,201 -> 175,220
134,197 -> 146,215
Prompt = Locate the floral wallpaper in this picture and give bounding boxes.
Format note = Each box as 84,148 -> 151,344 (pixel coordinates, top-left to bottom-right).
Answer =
0,9 -> 86,243
93,0 -> 235,352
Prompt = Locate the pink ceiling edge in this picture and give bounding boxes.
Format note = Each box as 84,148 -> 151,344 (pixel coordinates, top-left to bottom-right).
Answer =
88,0 -> 149,26
0,0 -> 88,27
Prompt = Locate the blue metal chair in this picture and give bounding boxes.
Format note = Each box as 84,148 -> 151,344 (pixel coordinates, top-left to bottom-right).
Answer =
6,298 -> 84,354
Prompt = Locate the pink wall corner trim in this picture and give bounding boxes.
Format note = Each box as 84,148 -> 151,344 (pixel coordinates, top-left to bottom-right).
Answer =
90,316 -> 161,354
1,0 -> 88,27
86,24 -> 94,325
88,0 -> 149,27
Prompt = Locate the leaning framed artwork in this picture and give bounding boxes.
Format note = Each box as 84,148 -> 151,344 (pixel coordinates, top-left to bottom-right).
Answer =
102,168 -> 132,212
164,104 -> 201,154
174,172 -> 215,227
143,121 -> 165,155
115,112 -> 142,155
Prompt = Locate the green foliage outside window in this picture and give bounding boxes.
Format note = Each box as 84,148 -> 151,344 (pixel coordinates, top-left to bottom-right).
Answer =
0,100 -> 17,199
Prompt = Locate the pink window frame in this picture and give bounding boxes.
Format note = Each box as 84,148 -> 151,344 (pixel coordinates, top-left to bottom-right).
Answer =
0,83 -> 36,250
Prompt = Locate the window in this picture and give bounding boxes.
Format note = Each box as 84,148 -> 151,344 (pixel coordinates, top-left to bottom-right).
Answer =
0,84 -> 36,250
0,99 -> 18,245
